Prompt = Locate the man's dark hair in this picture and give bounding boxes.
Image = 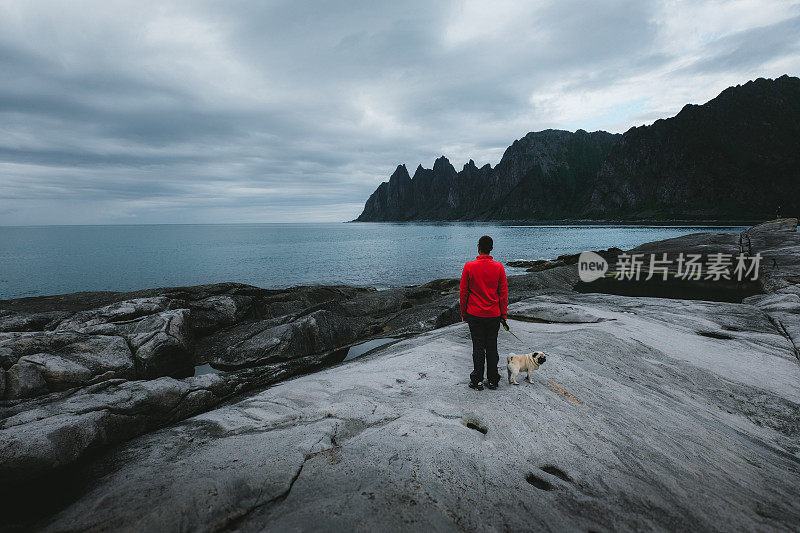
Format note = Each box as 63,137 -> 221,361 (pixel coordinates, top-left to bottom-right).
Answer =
478,235 -> 493,254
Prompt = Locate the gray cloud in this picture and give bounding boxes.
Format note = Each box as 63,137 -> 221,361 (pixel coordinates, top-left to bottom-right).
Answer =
0,0 -> 798,224
678,14 -> 800,75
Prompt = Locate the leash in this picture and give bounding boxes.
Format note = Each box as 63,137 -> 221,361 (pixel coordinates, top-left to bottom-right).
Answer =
502,321 -> 524,343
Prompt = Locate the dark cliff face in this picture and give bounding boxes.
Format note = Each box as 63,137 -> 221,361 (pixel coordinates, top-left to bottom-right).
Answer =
355,129 -> 620,221
588,75 -> 800,219
486,129 -> 621,219
357,164 -> 411,221
356,75 -> 800,221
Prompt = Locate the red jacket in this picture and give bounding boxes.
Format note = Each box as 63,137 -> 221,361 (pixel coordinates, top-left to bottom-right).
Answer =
459,255 -> 508,319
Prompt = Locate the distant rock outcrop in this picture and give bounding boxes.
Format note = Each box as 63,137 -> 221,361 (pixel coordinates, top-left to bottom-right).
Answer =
356,75 -> 800,221
357,129 -> 619,221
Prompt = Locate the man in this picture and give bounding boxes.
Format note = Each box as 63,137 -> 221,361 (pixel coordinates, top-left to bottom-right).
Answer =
459,235 -> 508,391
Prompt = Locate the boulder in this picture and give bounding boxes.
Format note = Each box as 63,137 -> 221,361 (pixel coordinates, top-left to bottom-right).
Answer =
55,299 -> 193,379
508,248 -> 622,273
5,360 -> 48,399
0,333 -> 134,399
197,310 -> 357,368
377,295 -> 459,335
55,297 -> 173,332
185,294 -> 255,334
334,289 -> 408,318
125,309 -> 194,379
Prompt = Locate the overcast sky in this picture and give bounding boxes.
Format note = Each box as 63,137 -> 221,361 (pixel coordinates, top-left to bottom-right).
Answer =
0,1 -> 798,225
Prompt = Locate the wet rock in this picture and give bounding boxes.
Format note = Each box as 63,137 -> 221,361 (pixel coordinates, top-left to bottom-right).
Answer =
0,366 -> 5,398
254,286 -> 369,319
416,277 -> 459,294
0,333 -> 134,399
508,262 -> 578,294
508,248 -> 622,273
333,289 -> 408,318
525,261 -> 561,272
0,280 -> 464,410
197,310 -> 357,368
378,295 -> 460,335
55,300 -> 193,379
507,259 -> 550,268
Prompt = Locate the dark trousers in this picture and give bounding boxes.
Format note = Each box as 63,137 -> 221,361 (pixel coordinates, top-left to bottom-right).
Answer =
467,315 -> 501,385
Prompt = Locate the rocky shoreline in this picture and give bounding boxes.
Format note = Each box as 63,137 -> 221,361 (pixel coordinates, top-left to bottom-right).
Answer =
1,219 -> 799,531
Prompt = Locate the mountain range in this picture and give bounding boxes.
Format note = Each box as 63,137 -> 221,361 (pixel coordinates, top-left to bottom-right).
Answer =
355,75 -> 800,221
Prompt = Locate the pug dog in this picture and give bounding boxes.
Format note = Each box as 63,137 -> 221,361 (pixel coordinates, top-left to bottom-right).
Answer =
507,351 -> 547,385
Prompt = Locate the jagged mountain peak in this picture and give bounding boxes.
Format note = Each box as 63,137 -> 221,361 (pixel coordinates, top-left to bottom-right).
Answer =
389,163 -> 409,178
432,155 -> 456,175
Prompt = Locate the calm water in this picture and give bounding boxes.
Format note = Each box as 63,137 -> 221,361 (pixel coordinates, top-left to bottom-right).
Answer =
0,223 -> 745,300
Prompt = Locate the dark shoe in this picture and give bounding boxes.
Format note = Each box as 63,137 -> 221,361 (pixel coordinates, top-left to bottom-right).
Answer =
486,382 -> 498,390
469,381 -> 484,391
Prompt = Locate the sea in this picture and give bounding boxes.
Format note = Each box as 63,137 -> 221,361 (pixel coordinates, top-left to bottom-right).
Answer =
0,223 -> 746,300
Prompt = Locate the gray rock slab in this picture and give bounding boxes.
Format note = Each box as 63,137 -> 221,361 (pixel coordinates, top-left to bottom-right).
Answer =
745,293 -> 800,361
0,349 -> 341,485
744,217 -> 798,235
0,310 -> 68,332
197,310 -> 358,369
0,376 -> 208,480
54,297 -> 173,332
40,292 -> 800,532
